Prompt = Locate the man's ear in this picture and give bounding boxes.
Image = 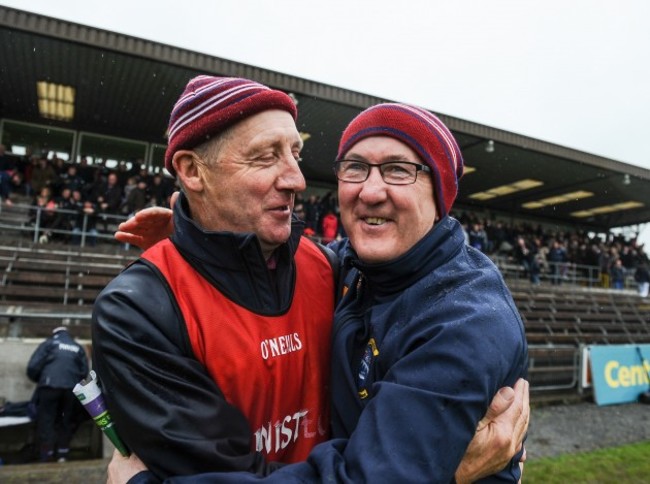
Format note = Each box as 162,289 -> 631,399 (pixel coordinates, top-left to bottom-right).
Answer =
172,150 -> 204,192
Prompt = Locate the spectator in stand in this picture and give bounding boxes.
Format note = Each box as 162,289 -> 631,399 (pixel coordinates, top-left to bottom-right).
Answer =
320,208 -> 339,243
303,194 -> 320,233
292,196 -> 306,222
514,236 -> 540,285
468,222 -> 489,252
547,240 -> 569,285
610,258 -> 626,290
30,186 -> 68,244
71,194 -> 99,247
619,246 -> 637,276
60,164 -> 86,194
634,262 -> 650,298
96,172 -> 123,214
52,186 -> 75,241
0,144 -> 18,205
0,170 -> 23,206
598,246 -> 612,288
94,171 -> 124,231
116,161 -> 135,188
19,151 -> 37,197
51,157 -> 68,192
0,144 -> 10,170
121,176 -> 138,207
136,166 -> 153,186
488,220 -> 508,254
148,173 -> 174,208
76,156 -> 97,187
122,177 -> 150,215
26,326 -> 89,462
30,157 -> 58,195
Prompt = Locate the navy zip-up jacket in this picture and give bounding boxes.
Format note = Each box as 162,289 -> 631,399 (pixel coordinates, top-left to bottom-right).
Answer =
27,329 -> 88,389
145,216 -> 527,483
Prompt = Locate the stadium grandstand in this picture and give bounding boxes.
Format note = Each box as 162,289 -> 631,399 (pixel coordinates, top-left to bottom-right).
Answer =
1,4 -> 650,470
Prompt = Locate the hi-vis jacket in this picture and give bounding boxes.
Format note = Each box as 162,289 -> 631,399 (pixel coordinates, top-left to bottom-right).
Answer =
92,193 -> 335,480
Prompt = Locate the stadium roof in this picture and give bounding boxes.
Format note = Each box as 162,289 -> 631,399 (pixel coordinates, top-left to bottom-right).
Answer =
2,5 -> 650,231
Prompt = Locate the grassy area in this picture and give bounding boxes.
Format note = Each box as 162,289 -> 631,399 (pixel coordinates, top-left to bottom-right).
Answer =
525,441 -> 650,483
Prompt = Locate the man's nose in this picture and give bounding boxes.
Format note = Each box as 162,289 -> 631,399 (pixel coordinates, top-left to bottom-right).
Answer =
278,155 -> 306,192
358,166 -> 388,202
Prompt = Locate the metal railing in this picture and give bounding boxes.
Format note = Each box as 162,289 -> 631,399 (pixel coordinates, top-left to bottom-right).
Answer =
491,255 -> 637,290
0,202 -> 130,249
528,345 -> 580,392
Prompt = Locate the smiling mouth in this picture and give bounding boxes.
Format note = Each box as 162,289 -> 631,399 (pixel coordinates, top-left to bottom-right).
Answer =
364,217 -> 388,225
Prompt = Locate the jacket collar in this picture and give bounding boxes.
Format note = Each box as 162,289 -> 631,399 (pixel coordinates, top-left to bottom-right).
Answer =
167,191 -> 304,312
170,191 -> 303,268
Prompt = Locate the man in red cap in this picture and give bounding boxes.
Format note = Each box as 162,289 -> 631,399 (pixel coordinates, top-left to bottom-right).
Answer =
94,76 -> 336,477
99,79 -> 528,483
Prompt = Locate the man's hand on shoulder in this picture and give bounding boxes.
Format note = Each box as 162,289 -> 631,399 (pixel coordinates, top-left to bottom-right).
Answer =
115,193 -> 179,250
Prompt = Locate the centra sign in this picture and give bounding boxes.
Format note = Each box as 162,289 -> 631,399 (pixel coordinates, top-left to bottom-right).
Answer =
589,344 -> 650,406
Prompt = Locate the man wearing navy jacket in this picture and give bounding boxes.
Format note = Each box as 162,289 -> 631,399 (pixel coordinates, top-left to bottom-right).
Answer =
27,326 -> 89,462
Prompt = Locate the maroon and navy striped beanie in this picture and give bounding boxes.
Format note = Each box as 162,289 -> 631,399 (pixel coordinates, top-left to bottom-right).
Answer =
337,103 -> 464,218
165,75 -> 297,176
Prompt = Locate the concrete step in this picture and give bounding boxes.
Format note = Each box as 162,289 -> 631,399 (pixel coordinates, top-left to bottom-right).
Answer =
0,458 -> 108,483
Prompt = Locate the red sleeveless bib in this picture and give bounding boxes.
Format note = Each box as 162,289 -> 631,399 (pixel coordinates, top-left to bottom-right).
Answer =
142,238 -> 334,463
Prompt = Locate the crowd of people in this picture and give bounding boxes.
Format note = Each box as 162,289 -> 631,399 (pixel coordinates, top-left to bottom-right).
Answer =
0,144 -> 177,245
2,142 -> 649,292
453,212 -> 650,291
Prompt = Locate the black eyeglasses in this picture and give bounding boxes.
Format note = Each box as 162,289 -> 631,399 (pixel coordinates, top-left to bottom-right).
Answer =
334,160 -> 431,185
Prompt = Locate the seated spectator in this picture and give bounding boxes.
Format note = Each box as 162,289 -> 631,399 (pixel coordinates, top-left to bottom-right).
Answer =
60,164 -> 86,193
122,177 -> 150,215
30,187 -> 68,243
30,157 -> 59,195
71,194 -> 99,247
96,172 -> 123,214
76,157 -> 97,187
0,170 -> 23,206
148,174 -> 174,208
56,187 -> 78,237
92,172 -> 123,231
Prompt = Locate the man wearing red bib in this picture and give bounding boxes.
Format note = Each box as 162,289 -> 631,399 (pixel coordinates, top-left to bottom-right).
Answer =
93,76 -> 335,478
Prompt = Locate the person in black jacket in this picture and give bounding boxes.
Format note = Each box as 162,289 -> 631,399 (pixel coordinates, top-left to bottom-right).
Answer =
26,326 -> 89,462
634,262 -> 650,297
